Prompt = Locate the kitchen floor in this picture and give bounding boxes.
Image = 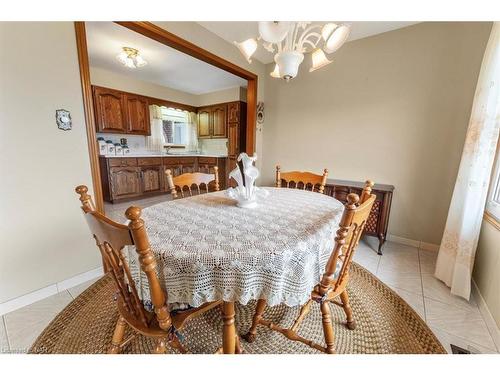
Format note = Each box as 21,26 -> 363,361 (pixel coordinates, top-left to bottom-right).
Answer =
1,239 -> 498,354
104,194 -> 173,223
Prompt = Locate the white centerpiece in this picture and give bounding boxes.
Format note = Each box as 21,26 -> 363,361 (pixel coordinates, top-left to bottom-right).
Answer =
225,153 -> 269,208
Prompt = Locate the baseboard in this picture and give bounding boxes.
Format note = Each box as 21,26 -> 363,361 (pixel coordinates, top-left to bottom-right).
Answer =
0,267 -> 104,316
387,234 -> 440,252
471,279 -> 500,352
387,234 -> 420,248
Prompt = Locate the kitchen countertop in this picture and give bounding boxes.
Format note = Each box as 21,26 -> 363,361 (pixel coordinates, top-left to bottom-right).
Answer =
101,153 -> 228,158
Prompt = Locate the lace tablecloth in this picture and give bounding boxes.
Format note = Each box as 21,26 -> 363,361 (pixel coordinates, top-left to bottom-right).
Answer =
127,187 -> 344,308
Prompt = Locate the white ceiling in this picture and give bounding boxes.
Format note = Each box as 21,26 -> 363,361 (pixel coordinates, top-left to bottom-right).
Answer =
86,22 -> 247,95
198,22 -> 420,64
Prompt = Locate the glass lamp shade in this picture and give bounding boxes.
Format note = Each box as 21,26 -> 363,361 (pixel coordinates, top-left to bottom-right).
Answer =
324,24 -> 350,54
270,63 -> 281,78
274,51 -> 304,81
258,21 -> 290,43
234,38 -> 258,63
116,47 -> 147,69
309,48 -> 333,72
321,23 -> 338,41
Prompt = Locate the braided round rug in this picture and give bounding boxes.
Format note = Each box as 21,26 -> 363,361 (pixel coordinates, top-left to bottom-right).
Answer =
29,263 -> 445,354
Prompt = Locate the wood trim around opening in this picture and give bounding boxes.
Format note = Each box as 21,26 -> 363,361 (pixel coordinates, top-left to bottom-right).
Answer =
484,211 -> 500,231
75,21 -> 258,213
75,22 -> 104,214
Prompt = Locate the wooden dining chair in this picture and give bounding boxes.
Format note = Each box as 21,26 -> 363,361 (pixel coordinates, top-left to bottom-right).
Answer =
166,167 -> 219,199
75,185 -> 226,354
242,180 -> 376,354
275,165 -> 329,193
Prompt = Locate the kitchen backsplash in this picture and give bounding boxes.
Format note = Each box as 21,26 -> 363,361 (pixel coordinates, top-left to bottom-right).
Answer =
199,138 -> 228,155
97,133 -> 228,155
96,133 -> 147,151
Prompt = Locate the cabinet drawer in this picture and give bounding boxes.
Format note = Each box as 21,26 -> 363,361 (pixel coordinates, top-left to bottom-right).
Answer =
198,157 -> 217,165
108,158 -> 137,167
163,157 -> 197,165
138,157 -> 162,166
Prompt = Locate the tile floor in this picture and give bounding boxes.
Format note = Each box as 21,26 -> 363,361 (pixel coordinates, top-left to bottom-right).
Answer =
1,237 -> 498,354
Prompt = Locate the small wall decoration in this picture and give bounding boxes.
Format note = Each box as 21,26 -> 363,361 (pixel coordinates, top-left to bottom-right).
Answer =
56,109 -> 72,131
257,101 -> 265,124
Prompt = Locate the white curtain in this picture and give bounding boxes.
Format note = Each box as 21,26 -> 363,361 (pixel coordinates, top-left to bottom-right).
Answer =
185,111 -> 199,152
146,104 -> 164,152
434,22 -> 500,300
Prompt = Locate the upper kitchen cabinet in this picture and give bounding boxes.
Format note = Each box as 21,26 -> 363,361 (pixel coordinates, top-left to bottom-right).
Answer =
197,105 -> 227,139
93,86 -> 127,133
212,105 -> 227,138
92,85 -> 151,136
124,94 -> 150,135
197,108 -> 212,139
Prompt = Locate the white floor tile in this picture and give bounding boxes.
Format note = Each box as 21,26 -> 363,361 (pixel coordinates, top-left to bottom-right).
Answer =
422,274 -> 478,312
68,277 -> 100,299
4,291 -> 72,353
376,269 -> 423,295
419,249 -> 438,275
425,297 -> 496,351
429,324 -> 498,354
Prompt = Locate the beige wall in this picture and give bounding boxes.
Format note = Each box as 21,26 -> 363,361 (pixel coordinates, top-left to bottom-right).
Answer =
90,66 -> 199,106
197,86 -> 246,107
473,219 -> 500,328
0,22 -> 100,303
262,22 -> 492,245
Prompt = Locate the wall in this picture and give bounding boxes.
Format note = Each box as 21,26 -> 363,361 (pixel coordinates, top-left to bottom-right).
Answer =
197,86 -> 247,107
0,22 -> 100,303
262,22 -> 492,245
473,219 -> 500,328
90,66 -> 199,106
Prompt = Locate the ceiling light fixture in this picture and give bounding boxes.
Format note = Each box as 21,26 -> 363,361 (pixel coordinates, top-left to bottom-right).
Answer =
234,22 -> 350,81
116,47 -> 147,69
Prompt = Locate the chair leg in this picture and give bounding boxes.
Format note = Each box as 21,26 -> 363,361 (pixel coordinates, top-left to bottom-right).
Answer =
242,299 -> 267,343
108,315 -> 127,354
153,337 -> 168,354
320,302 -> 336,354
340,290 -> 356,330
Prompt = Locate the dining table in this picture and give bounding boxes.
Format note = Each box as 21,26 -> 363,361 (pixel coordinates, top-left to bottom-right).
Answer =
127,186 -> 345,353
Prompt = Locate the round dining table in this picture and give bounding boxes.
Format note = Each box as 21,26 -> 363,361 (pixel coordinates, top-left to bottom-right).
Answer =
127,187 -> 344,353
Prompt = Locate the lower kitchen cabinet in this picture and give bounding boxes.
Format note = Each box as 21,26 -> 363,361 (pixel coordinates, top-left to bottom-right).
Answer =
109,167 -> 141,200
100,156 -> 227,203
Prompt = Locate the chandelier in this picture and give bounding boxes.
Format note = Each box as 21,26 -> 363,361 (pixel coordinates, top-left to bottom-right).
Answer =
234,22 -> 350,81
116,47 -> 147,69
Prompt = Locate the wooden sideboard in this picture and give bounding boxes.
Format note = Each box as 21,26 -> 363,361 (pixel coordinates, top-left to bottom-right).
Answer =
323,179 -> 394,255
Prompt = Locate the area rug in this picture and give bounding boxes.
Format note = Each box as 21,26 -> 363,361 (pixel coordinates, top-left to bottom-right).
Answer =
29,263 -> 445,354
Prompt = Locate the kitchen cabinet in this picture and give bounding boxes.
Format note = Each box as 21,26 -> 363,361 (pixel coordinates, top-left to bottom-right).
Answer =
124,94 -> 150,135
197,108 -> 211,138
93,86 -> 127,133
197,105 -> 227,139
109,166 -> 142,200
92,85 -> 151,136
100,156 -> 226,203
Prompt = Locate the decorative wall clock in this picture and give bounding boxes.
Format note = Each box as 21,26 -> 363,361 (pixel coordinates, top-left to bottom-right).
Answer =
56,109 -> 72,131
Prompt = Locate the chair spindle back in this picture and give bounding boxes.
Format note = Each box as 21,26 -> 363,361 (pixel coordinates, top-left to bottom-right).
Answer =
166,167 -> 219,199
319,180 -> 376,295
75,185 -> 172,332
276,165 -> 328,193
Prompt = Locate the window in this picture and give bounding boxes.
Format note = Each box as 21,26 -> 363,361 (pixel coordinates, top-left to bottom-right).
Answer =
160,108 -> 189,146
486,146 -> 500,221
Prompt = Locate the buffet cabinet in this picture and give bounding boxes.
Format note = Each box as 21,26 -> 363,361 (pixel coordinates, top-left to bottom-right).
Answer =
323,179 -> 395,255
99,156 -> 226,203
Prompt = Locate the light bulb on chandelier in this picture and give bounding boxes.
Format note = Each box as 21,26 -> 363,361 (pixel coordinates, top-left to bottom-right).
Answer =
235,22 -> 350,81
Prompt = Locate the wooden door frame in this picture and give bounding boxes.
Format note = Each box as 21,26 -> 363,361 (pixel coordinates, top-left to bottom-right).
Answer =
74,21 -> 258,213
